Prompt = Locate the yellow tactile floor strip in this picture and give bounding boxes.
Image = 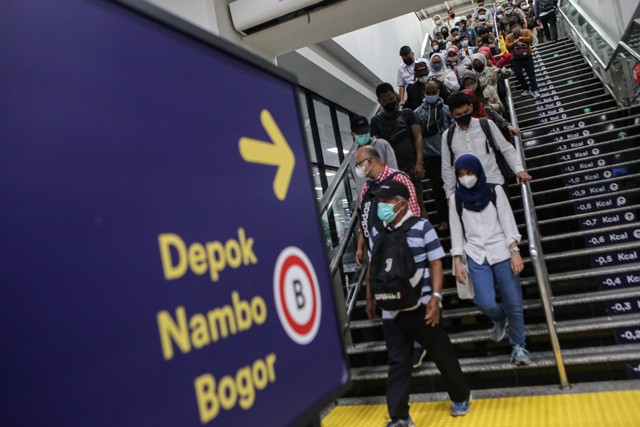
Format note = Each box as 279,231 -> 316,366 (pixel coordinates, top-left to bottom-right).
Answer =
322,390 -> 640,427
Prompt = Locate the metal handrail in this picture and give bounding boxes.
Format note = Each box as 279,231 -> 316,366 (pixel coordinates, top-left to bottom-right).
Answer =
618,40 -> 640,62
562,0 -> 617,49
504,79 -> 570,389
556,6 -> 607,69
344,266 -> 367,334
559,0 -> 640,71
318,142 -> 356,216
318,148 -> 367,333
329,199 -> 361,277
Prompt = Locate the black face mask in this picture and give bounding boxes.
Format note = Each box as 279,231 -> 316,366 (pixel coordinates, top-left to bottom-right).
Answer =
403,57 -> 414,65
450,13 -> 455,18
481,35 -> 491,44
455,112 -> 473,126
382,101 -> 398,113
473,64 -> 485,72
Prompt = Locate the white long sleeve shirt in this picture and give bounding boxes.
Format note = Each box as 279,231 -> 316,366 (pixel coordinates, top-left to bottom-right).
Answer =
441,117 -> 524,198
448,186 -> 522,266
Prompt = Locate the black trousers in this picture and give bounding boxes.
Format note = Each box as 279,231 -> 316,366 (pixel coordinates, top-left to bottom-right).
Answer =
540,11 -> 558,42
382,305 -> 470,419
512,57 -> 539,92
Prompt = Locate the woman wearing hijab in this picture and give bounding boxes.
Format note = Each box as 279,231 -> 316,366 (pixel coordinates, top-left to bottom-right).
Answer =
462,88 -> 521,139
477,47 -> 496,66
471,53 -> 496,89
461,88 -> 489,119
444,45 -> 471,78
448,154 -> 530,366
429,52 -> 460,94
460,70 -> 504,114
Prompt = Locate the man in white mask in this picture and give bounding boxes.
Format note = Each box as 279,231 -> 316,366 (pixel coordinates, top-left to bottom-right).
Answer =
348,115 -> 398,193
354,146 -> 420,267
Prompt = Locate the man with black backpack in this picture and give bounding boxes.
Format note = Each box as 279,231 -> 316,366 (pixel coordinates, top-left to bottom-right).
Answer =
441,92 -> 532,199
501,1 -> 528,33
414,80 -> 452,230
371,82 -> 427,218
535,0 -> 558,42
365,180 -> 471,426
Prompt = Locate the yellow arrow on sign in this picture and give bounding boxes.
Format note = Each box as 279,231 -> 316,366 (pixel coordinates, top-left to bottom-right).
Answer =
239,109 -> 296,201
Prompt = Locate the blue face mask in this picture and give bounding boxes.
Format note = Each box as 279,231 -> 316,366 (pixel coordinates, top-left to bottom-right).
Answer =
377,202 -> 399,223
431,62 -> 443,71
355,134 -> 371,146
425,95 -> 440,104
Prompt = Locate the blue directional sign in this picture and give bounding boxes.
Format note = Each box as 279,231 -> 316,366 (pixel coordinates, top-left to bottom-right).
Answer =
0,1 -> 349,426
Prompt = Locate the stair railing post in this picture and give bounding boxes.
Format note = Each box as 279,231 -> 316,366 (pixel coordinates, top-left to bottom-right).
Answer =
505,79 -> 571,389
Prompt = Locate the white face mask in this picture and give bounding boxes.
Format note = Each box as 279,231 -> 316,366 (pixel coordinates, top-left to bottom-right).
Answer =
459,174 -> 478,189
418,76 -> 430,83
355,161 -> 370,179
435,18 -> 442,25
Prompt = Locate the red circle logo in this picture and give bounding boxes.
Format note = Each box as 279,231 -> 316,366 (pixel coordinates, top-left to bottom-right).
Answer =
273,247 -> 321,345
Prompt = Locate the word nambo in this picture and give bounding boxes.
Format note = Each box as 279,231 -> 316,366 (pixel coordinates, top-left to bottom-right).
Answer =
157,291 -> 267,360
194,353 -> 277,424
158,228 -> 258,282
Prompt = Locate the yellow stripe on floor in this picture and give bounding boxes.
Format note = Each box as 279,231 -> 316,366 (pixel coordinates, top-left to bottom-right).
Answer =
322,390 -> 640,427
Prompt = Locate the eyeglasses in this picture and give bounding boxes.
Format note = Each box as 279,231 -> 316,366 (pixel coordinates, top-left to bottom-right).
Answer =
355,158 -> 371,167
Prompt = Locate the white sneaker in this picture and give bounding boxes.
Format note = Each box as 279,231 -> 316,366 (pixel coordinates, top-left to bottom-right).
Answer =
532,91 -> 541,98
521,90 -> 531,97
412,349 -> 427,369
511,345 -> 532,366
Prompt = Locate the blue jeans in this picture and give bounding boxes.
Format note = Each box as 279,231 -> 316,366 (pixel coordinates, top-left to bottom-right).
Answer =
467,256 -> 526,347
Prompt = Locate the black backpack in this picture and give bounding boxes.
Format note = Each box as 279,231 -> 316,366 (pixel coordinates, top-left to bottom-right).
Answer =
428,76 -> 451,102
503,8 -> 525,32
370,216 -> 423,311
405,81 -> 425,110
446,118 -> 516,184
539,0 -> 556,13
418,102 -> 449,138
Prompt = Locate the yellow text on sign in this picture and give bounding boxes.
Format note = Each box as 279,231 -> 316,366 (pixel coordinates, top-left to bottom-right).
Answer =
239,109 -> 295,201
194,353 -> 277,424
157,290 -> 267,361
158,228 -> 257,282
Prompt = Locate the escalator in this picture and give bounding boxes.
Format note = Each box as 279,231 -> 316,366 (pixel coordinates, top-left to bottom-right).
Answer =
322,35 -> 640,405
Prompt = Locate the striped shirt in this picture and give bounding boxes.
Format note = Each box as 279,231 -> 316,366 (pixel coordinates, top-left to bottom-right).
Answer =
370,211 -> 445,319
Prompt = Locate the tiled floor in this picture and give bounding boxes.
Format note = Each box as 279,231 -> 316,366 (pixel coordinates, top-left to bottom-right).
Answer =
322,390 -> 640,426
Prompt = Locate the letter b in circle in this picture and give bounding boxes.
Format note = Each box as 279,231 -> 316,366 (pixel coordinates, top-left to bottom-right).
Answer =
293,279 -> 305,309
274,247 -> 322,345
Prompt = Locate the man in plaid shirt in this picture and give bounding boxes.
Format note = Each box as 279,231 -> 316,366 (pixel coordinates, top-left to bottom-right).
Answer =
355,145 -> 421,267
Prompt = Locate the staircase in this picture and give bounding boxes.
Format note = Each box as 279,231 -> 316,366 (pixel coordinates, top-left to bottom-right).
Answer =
339,38 -> 640,403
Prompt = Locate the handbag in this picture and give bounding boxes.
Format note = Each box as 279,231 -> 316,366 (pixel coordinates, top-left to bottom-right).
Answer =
453,254 -> 475,300
512,43 -> 529,57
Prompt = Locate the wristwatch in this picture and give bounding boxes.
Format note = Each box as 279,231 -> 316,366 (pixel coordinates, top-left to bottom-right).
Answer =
511,246 -> 521,253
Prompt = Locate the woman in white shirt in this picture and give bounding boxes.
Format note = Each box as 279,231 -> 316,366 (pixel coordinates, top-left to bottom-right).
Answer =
448,154 -> 531,365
